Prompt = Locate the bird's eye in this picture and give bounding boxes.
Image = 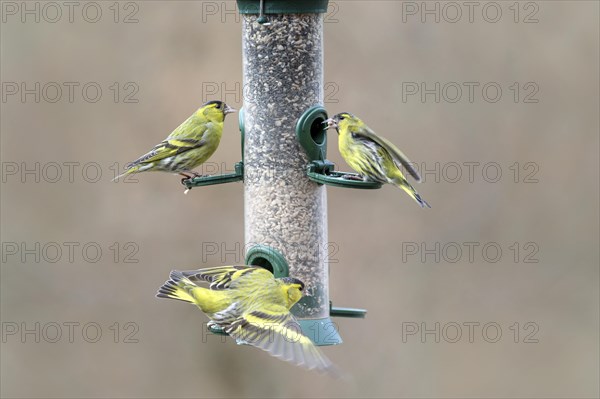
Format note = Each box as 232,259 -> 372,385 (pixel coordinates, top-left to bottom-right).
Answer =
338,115 -> 345,120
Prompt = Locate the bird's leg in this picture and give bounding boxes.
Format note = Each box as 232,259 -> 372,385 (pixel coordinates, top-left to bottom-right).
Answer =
179,173 -> 194,194
179,172 -> 193,185
342,174 -> 365,181
182,170 -> 204,178
207,320 -> 218,330
207,320 -> 227,335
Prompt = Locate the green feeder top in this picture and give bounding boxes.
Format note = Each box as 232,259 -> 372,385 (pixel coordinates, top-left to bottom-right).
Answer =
237,0 -> 330,14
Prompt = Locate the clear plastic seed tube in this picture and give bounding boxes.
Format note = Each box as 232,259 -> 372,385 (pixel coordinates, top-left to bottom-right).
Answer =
242,14 -> 329,320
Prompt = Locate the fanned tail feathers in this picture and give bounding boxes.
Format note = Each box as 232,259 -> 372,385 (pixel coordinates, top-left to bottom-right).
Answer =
156,271 -> 197,304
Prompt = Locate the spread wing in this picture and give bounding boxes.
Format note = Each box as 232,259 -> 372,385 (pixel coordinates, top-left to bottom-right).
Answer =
126,138 -> 206,167
225,304 -> 336,374
354,127 -> 422,182
181,266 -> 273,290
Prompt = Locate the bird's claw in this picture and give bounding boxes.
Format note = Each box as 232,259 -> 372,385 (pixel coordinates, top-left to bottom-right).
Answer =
180,177 -> 192,194
182,171 -> 204,178
179,172 -> 206,194
207,321 -> 227,334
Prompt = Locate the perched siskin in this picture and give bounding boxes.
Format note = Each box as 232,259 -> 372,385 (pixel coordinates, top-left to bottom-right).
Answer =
156,265 -> 336,374
326,112 -> 430,208
113,100 -> 235,182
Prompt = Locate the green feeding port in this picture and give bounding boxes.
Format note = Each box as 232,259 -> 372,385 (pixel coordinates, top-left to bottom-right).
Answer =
296,105 -> 383,190
296,105 -> 328,162
245,245 -> 289,278
182,108 -> 246,190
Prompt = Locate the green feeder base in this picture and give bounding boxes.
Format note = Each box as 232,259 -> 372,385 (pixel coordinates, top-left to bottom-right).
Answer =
298,317 -> 342,346
208,317 -> 343,346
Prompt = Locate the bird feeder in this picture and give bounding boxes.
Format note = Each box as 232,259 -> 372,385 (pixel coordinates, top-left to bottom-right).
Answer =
185,0 -> 367,345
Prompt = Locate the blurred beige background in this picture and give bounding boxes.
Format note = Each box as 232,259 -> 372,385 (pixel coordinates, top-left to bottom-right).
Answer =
1,1 -> 598,398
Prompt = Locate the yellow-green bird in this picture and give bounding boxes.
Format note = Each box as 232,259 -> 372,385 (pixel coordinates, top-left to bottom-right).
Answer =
326,112 -> 430,208
156,265 -> 336,374
113,101 -> 235,182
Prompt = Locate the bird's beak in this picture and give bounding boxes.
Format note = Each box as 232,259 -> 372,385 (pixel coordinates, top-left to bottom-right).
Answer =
224,104 -> 236,115
324,118 -> 337,129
